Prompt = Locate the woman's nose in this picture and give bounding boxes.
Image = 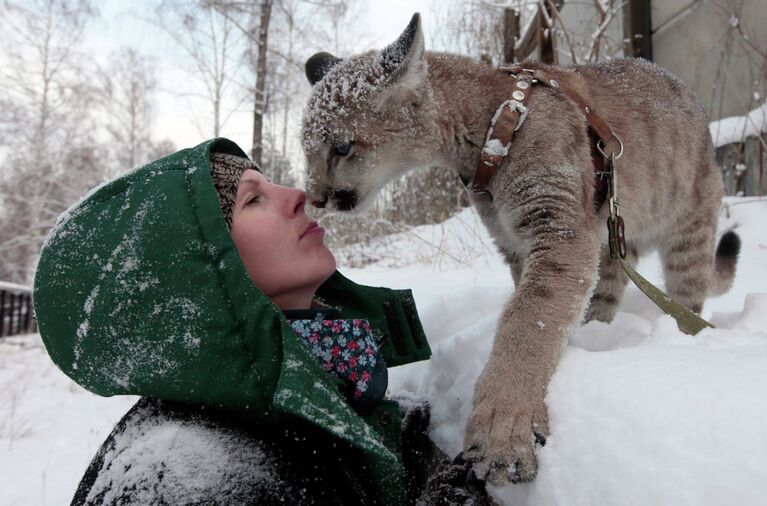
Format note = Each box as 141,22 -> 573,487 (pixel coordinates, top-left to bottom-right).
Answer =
288,187 -> 307,216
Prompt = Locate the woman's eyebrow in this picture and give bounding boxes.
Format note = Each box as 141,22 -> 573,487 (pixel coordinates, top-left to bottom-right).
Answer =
239,178 -> 261,190
236,178 -> 262,197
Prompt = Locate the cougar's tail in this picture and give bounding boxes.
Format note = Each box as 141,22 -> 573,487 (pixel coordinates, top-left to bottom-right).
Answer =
709,230 -> 741,296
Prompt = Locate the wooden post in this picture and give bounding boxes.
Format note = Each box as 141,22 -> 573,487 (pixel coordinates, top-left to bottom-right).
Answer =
9,292 -> 17,335
0,290 -> 6,337
761,137 -> 765,197
624,0 -> 653,60
537,3 -> 557,64
15,293 -> 23,335
503,8 -> 519,65
716,144 -> 738,196
9,292 -> 15,336
24,295 -> 33,334
744,137 -> 765,196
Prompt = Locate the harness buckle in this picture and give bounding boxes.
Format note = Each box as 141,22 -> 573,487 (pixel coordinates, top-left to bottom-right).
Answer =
505,100 -> 529,132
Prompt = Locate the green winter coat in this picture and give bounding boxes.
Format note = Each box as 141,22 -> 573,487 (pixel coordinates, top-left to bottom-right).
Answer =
33,138 -> 432,504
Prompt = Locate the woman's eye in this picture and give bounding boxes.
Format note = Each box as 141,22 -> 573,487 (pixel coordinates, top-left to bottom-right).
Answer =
335,142 -> 353,156
245,195 -> 260,206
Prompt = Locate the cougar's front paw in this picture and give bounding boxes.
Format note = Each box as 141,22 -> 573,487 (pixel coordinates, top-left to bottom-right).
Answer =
464,371 -> 549,485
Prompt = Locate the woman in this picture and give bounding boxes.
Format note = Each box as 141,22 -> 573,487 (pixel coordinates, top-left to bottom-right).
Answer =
33,138 -> 491,505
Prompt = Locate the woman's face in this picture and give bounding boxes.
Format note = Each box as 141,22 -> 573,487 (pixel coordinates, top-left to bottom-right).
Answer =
230,169 -> 336,310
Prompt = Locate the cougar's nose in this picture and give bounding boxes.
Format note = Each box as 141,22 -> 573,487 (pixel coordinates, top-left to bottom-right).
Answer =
311,196 -> 327,208
308,187 -> 328,208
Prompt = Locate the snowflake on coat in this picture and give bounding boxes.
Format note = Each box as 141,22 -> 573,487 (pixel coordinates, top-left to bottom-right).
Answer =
288,317 -> 380,400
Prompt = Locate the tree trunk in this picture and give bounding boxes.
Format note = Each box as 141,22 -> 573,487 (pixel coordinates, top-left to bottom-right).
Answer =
252,0 -> 272,165
282,8 -> 294,158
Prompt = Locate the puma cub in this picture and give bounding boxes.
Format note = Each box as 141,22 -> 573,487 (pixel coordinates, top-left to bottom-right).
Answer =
301,14 -> 740,485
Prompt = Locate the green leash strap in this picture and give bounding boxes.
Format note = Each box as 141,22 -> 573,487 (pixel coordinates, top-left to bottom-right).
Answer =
598,143 -> 715,337
608,215 -> 715,336
618,258 -> 714,335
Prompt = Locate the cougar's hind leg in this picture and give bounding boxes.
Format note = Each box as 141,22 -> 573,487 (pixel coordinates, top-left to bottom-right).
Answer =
584,243 -> 638,323
659,217 -> 717,314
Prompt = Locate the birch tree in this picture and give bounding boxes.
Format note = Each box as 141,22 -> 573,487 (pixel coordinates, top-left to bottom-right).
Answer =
0,0 -> 101,283
208,0 -> 294,178
103,48 -> 158,171
155,0 -> 242,138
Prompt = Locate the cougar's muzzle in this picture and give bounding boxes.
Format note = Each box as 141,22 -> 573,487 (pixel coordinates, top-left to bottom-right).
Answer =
310,188 -> 359,211
332,189 -> 358,211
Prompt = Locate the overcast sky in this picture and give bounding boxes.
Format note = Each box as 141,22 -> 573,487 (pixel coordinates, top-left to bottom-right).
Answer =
88,0 -> 443,162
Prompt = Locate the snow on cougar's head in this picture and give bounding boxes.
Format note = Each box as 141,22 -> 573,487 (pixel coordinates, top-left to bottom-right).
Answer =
301,13 -> 439,212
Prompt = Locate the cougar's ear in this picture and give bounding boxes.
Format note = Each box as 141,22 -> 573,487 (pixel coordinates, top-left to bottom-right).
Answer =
305,52 -> 342,85
376,13 -> 427,106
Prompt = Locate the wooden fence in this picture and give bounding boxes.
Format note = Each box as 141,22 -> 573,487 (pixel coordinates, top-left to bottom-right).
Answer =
0,282 -> 37,338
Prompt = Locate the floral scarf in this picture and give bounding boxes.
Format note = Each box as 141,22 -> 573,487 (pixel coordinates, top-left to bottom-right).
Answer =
285,308 -> 388,417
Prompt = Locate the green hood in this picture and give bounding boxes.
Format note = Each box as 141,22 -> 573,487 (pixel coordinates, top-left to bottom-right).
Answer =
33,138 -> 430,486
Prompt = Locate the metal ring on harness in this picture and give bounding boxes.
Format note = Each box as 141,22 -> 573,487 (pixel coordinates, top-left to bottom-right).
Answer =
596,133 -> 624,160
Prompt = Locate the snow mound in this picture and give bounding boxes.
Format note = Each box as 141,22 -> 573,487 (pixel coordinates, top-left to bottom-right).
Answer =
385,298 -> 767,505
349,197 -> 767,505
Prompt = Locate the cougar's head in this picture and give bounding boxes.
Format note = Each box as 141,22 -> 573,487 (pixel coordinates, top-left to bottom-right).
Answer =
301,13 -> 438,211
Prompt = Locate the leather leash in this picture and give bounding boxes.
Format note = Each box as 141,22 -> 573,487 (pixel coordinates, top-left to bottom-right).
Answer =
469,66 -> 714,335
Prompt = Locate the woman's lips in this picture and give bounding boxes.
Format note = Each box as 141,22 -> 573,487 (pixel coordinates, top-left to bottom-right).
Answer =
300,221 -> 324,239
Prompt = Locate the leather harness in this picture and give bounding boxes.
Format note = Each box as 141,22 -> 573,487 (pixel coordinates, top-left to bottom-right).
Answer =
468,65 -> 624,213
464,66 -> 718,336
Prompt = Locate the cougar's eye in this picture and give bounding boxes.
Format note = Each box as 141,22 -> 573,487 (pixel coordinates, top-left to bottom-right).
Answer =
334,142 -> 353,156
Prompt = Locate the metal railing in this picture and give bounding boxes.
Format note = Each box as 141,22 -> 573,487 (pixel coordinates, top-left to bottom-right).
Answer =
0,281 -> 37,338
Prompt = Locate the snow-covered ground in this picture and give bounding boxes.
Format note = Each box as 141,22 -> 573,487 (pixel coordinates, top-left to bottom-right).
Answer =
2,197 -> 766,505
0,336 -> 137,505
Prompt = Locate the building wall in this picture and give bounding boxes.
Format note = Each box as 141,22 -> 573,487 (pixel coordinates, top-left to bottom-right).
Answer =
652,0 -> 767,122
652,1 -> 765,196
557,0 -> 766,122
555,1 -> 765,195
